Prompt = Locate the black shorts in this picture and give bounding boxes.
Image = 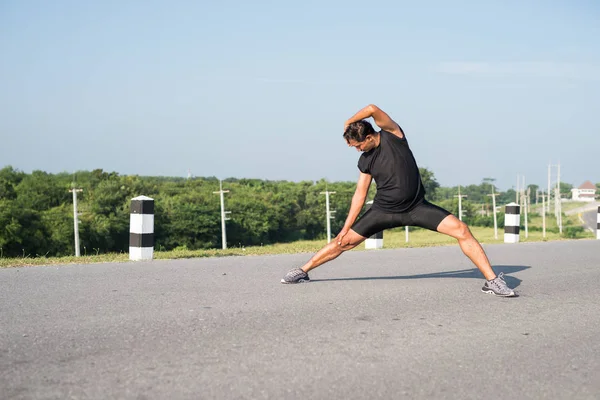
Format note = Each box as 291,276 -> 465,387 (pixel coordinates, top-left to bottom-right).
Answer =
351,200 -> 452,238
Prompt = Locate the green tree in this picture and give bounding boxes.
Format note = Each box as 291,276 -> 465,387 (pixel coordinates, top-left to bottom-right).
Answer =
559,182 -> 573,197
0,199 -> 49,257
0,166 -> 25,200
498,189 -> 517,205
528,184 -> 539,195
40,204 -> 74,256
419,167 -> 440,200
14,170 -> 70,211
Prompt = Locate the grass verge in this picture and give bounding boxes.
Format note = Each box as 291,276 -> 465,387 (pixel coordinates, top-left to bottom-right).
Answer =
0,225 -> 594,269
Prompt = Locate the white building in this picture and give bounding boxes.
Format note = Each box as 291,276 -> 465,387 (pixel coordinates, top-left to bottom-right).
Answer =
571,180 -> 597,201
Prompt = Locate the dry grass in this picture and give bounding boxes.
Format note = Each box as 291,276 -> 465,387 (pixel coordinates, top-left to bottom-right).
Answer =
1,222 -> 594,268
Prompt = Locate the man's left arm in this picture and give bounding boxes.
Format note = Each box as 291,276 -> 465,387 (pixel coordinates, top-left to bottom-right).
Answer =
345,104 -> 404,139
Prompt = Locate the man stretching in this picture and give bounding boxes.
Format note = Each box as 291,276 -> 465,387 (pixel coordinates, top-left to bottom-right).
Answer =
281,104 -> 515,297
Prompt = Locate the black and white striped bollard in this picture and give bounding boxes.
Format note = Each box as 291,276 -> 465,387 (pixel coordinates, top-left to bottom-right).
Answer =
129,196 -> 154,260
364,200 -> 383,249
504,202 -> 520,243
597,206 -> 600,240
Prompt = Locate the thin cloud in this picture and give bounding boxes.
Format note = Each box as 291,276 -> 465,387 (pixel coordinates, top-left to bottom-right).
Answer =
255,77 -> 405,85
255,78 -> 309,84
435,62 -> 600,80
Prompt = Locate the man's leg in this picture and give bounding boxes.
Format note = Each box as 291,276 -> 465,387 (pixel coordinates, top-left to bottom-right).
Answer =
301,229 -> 367,273
281,230 -> 367,283
436,215 -> 496,280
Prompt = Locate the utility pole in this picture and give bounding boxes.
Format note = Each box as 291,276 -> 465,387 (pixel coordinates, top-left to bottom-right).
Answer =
521,188 -> 529,239
548,161 -> 564,232
320,189 -> 336,243
517,174 -> 525,209
557,162 -> 561,194
555,187 -> 562,234
69,187 -> 83,256
556,162 -> 561,219
213,180 -> 231,249
487,187 -> 499,240
525,187 -> 531,233
547,163 -> 551,215
454,185 -> 467,221
541,192 -> 546,238
518,176 -> 528,239
522,175 -> 526,208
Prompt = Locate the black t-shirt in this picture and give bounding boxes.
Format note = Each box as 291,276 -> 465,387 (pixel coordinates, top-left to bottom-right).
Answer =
357,130 -> 425,213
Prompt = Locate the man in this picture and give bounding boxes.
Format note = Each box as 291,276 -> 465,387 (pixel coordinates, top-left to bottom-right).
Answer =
281,104 -> 515,297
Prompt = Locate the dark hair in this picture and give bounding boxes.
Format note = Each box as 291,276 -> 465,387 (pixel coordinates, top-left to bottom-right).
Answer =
343,120 -> 376,143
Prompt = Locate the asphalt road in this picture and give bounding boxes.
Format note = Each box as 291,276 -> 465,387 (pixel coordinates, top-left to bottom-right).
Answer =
581,209 -> 598,233
1,240 -> 600,400
565,201 -> 599,216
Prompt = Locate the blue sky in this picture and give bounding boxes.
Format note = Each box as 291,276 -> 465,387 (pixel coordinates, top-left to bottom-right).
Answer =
1,0 -> 599,191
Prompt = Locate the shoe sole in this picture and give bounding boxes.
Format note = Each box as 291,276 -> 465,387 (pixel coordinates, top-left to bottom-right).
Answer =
280,278 -> 309,284
481,288 -> 516,297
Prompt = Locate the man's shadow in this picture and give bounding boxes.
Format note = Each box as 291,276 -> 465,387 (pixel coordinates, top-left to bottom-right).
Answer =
311,265 -> 529,289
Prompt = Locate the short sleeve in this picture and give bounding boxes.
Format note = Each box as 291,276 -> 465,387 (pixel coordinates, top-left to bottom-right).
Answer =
357,155 -> 369,174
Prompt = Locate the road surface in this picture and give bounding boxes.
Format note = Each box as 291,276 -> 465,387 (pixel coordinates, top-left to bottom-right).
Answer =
581,209 -> 598,233
1,240 -> 600,399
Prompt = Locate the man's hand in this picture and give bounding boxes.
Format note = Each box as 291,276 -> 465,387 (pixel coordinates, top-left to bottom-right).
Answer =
335,227 -> 351,246
344,120 -> 351,132
335,172 -> 371,247
345,104 -> 403,138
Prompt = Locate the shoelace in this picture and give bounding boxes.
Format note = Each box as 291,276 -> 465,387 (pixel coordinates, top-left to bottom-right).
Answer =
490,272 -> 509,291
288,269 -> 305,279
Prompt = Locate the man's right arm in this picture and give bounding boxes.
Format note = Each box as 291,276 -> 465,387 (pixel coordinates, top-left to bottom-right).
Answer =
338,172 -> 372,240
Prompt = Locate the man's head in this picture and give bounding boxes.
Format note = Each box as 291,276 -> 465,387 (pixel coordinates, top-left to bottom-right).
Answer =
343,120 -> 379,152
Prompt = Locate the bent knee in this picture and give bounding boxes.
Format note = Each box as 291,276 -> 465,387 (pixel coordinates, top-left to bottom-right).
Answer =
441,218 -> 472,240
340,243 -> 359,252
455,221 -> 472,240
337,231 -> 366,251
338,237 -> 365,252
438,215 -> 473,240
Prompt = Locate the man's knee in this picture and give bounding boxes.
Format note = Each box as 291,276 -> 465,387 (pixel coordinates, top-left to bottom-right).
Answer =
337,232 -> 366,251
454,221 -> 472,240
439,215 -> 472,240
339,242 -> 359,252
326,241 -> 353,254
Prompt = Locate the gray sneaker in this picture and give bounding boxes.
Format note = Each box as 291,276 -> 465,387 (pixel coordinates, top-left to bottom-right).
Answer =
281,268 -> 310,284
482,272 -> 516,297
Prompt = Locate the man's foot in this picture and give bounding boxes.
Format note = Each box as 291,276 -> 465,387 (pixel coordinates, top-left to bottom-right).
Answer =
281,268 -> 310,284
481,272 -> 516,297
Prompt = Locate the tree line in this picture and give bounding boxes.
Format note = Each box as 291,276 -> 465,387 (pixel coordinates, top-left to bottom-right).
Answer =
0,165 -> 580,258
